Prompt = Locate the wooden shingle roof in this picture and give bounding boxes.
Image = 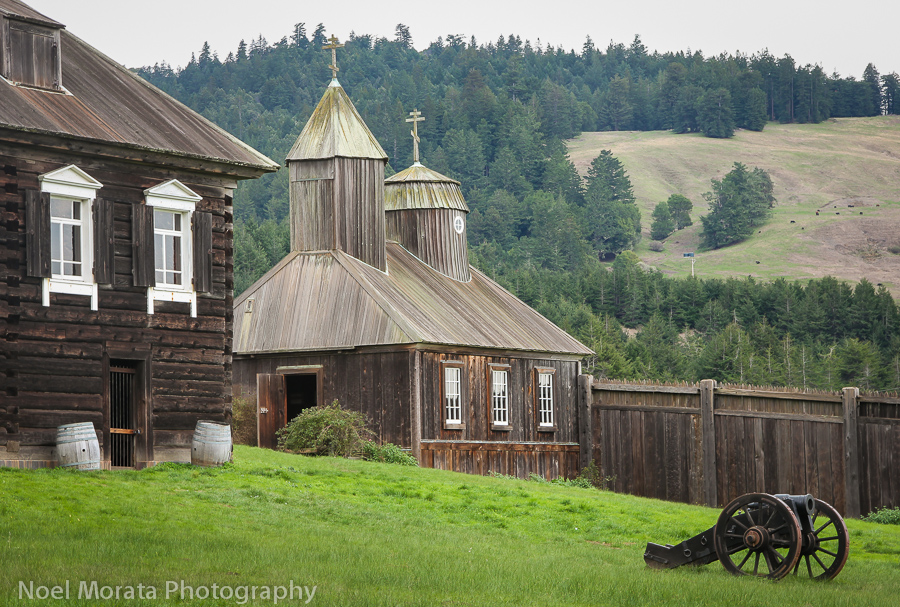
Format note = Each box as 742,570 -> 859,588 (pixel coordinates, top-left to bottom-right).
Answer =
234,243 -> 592,356
385,163 -> 469,212
0,1 -> 278,175
285,80 -> 387,161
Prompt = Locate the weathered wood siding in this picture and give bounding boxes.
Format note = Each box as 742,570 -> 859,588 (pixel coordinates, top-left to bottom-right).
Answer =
420,441 -> 579,480
2,17 -> 61,91
858,396 -> 900,516
386,209 -> 470,282
421,351 -> 579,444
593,385 -> 703,504
589,380 -> 900,516
0,149 -> 235,466
713,389 -> 845,510
289,157 -> 385,271
233,349 -> 412,448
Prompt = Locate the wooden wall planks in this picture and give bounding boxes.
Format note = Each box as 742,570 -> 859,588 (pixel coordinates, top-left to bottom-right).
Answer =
385,209 -> 470,282
0,149 -> 235,464
590,380 -> 899,516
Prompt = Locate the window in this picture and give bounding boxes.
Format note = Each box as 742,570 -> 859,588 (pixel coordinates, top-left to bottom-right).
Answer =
142,179 -> 203,317
441,361 -> 465,429
34,165 -> 103,310
50,197 -> 86,278
445,366 -> 462,425
490,368 -> 509,428
1,16 -> 63,91
154,209 -> 185,288
535,368 -> 557,431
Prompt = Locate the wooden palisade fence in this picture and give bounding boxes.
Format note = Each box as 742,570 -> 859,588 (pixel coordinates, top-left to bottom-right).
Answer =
580,377 -> 900,517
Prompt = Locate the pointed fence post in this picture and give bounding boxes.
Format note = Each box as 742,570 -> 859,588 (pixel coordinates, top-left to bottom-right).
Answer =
700,379 -> 717,508
842,387 -> 861,518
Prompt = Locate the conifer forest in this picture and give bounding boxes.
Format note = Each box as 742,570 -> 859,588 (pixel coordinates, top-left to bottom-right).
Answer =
138,25 -> 900,391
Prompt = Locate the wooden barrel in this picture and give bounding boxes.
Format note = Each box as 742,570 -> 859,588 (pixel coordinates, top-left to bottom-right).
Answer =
191,420 -> 232,467
56,422 -> 101,471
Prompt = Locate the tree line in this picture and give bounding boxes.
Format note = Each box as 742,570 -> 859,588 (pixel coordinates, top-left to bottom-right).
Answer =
135,24 -> 900,391
137,23 -> 898,230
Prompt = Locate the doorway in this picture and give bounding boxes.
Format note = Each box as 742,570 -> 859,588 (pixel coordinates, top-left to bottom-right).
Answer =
285,373 -> 319,422
109,361 -> 137,467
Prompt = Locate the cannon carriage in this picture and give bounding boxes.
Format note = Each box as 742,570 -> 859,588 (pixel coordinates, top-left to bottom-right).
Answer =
644,493 -> 849,580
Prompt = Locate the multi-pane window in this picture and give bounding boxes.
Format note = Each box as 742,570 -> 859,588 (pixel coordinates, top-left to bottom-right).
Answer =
445,366 -> 462,424
491,369 -> 509,426
154,209 -> 184,288
538,372 -> 554,427
50,197 -> 85,279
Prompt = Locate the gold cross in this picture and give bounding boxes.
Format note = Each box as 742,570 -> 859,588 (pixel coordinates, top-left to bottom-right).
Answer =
324,35 -> 344,79
405,109 -> 424,163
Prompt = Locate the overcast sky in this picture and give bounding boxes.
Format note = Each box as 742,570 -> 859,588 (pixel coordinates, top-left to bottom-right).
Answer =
27,0 -> 896,79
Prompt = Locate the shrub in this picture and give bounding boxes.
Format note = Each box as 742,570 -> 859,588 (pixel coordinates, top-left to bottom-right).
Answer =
576,460 -> 616,490
276,400 -> 373,457
362,441 -> 419,466
649,240 -> 664,252
888,244 -> 900,255
863,507 -> 900,525
231,394 -> 258,446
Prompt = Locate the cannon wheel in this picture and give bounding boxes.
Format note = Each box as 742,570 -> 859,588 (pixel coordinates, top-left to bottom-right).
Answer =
714,493 -> 802,580
793,498 -> 849,580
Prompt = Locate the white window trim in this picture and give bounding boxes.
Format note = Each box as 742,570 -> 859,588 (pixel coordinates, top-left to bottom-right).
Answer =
538,371 -> 555,427
444,366 -> 462,425
144,180 -> 202,318
39,165 -> 102,311
490,368 -> 509,427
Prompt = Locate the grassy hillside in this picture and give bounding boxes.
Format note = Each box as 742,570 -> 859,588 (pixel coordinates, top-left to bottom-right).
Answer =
567,116 -> 900,292
2,447 -> 898,606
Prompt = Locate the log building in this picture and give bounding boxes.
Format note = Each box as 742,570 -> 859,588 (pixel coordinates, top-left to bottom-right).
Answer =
233,66 -> 593,479
0,0 -> 278,468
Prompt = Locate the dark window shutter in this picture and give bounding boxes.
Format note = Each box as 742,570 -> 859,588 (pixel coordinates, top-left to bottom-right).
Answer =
93,197 -> 115,284
25,190 -> 51,278
132,203 -> 155,287
192,211 -> 213,293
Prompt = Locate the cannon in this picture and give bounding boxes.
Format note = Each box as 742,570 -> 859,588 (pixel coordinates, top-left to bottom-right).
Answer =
644,493 -> 849,580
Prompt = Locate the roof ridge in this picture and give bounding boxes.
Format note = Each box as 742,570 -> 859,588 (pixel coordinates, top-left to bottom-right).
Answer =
330,250 -> 420,342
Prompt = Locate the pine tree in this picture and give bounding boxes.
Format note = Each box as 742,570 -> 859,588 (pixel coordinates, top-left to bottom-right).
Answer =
650,201 -> 675,240
394,24 -> 413,49
666,194 -> 693,229
698,88 -> 735,138
700,163 -> 775,248
599,75 -> 633,131
292,23 -> 308,48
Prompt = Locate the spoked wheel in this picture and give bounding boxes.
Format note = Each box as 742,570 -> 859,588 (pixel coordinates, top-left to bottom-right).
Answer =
714,493 -> 802,580
793,498 -> 849,580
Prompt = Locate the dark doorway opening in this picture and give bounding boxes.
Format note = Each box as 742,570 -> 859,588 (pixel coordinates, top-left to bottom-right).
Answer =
285,374 -> 318,423
109,360 -> 137,467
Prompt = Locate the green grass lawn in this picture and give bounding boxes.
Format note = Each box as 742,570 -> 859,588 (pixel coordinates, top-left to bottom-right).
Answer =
1,447 -> 898,606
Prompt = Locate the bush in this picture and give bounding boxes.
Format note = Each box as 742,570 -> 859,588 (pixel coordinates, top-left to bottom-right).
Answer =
362,441 -> 418,466
888,244 -> 900,255
649,240 -> 664,252
231,394 -> 258,446
276,400 -> 373,457
575,460 -> 615,490
863,507 -> 900,525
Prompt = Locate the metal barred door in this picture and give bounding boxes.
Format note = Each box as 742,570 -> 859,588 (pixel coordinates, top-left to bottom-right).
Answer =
109,366 -> 137,467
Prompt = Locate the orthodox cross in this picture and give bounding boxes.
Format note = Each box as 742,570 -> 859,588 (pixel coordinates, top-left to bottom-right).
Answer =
324,35 -> 344,79
406,109 -> 424,163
